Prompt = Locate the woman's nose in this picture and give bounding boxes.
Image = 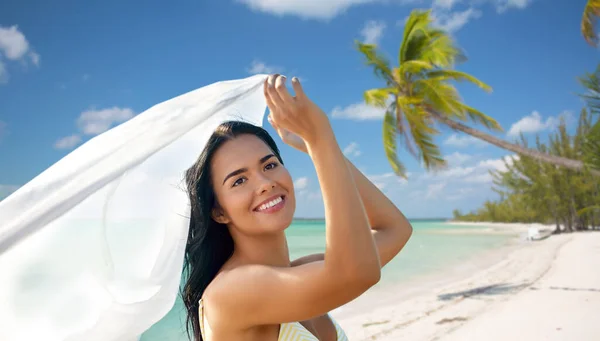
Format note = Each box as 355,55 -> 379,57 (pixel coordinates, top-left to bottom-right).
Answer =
256,176 -> 276,194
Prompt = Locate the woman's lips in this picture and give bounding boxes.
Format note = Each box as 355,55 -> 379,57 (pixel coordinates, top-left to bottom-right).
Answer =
254,195 -> 286,214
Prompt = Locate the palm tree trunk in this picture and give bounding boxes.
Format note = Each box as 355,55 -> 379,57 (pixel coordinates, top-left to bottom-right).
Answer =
431,113 -> 600,177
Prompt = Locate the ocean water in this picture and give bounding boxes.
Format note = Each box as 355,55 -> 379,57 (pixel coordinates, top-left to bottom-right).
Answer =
140,219 -> 513,340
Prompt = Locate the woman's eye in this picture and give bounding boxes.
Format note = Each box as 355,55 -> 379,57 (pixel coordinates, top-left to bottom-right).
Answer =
265,162 -> 278,170
233,178 -> 246,187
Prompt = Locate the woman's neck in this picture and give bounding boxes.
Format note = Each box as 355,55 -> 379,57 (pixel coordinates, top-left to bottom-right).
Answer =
229,230 -> 291,268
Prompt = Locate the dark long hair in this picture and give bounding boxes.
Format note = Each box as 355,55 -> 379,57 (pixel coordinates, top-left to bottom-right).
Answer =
181,120 -> 284,341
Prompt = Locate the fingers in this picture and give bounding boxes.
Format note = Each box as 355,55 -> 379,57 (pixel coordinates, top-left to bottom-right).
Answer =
264,79 -> 277,112
264,74 -> 305,136
291,77 -> 306,100
274,75 -> 295,104
265,74 -> 296,107
265,74 -> 284,109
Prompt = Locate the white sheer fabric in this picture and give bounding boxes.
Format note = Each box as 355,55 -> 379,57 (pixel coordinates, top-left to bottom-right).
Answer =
0,74 -> 268,341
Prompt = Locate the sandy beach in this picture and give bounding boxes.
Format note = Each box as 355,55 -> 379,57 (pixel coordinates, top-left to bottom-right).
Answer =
332,223 -> 600,341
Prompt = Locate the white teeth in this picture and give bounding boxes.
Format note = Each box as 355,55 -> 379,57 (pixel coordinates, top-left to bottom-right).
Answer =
258,196 -> 283,211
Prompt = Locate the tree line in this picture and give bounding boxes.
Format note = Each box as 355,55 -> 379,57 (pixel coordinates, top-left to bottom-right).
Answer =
452,105 -> 600,232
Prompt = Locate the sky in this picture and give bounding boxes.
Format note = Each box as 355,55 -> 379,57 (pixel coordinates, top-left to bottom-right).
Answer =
0,0 -> 597,218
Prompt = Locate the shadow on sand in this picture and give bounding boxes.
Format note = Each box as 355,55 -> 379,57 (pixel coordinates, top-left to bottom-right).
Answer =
547,286 -> 600,292
438,283 -> 529,301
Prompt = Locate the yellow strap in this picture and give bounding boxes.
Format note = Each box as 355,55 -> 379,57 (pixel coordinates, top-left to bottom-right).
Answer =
199,299 -> 206,340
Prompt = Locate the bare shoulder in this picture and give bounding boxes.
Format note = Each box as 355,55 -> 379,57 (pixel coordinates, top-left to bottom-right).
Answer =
203,255 -> 378,330
202,264 -> 272,318
199,266 -> 254,336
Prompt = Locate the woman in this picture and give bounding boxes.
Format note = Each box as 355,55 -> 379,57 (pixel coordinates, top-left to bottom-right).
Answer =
181,74 -> 413,341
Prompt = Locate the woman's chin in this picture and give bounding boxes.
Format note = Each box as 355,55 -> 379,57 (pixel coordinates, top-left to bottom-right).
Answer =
253,208 -> 295,232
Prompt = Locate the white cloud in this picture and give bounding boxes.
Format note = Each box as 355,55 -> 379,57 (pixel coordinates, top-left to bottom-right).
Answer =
360,20 -> 386,44
366,172 -> 408,191
493,0 -> 533,13
29,52 -> 40,66
445,151 -> 471,166
54,107 -> 135,149
372,154 -> 518,216
77,107 -> 135,135
506,111 -> 570,138
294,177 -> 309,190
0,25 -> 40,84
426,182 -> 447,198
421,154 -> 517,182
425,0 -> 532,33
306,191 -> 323,200
0,26 -> 31,60
432,7 -> 481,32
461,155 -> 519,183
293,153 -> 518,217
343,142 -> 361,158
443,134 -> 487,148
82,74 -> 90,81
434,0 -> 462,9
477,155 -> 519,172
54,134 -> 82,150
331,102 -> 385,120
237,0 -> 378,20
247,59 -> 284,75
446,186 -> 476,200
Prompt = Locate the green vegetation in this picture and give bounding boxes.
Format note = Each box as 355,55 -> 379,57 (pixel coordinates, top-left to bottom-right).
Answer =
582,0 -> 600,47
453,2 -> 600,230
452,108 -> 600,232
357,9 -> 597,179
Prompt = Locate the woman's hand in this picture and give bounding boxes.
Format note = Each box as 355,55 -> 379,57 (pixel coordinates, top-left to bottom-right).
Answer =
264,74 -> 333,151
267,114 -> 308,154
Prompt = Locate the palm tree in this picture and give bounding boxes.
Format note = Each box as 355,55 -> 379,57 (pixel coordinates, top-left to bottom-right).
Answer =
579,65 -> 600,117
582,0 -> 600,47
357,9 -> 599,178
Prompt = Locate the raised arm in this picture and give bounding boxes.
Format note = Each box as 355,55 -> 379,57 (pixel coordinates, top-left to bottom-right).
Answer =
209,75 -> 381,328
345,158 -> 412,267
291,157 -> 412,268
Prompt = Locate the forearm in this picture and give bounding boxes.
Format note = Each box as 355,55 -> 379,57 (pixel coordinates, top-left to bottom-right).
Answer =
307,132 -> 380,278
344,158 -> 412,266
343,158 -> 407,230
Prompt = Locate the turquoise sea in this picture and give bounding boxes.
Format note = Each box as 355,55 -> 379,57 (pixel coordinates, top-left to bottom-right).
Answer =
140,219 -> 513,340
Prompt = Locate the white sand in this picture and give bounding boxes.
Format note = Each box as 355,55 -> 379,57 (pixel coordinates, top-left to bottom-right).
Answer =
332,223 -> 600,341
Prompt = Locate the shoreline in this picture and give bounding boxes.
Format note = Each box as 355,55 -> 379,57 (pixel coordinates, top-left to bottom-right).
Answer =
332,223 -> 599,340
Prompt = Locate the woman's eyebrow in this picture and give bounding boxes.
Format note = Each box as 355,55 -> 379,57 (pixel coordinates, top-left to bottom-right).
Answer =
222,154 -> 275,185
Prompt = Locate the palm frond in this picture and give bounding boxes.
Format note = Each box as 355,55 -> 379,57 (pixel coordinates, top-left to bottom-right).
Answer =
397,61 -> 434,83
399,9 -> 432,64
417,79 -> 463,115
426,69 -> 492,92
582,0 -> 600,47
397,97 -> 446,170
383,110 -> 407,177
459,103 -> 503,132
417,79 -> 502,132
391,99 -> 419,159
364,87 -> 397,107
419,29 -> 465,68
579,65 -> 600,115
356,41 -> 394,84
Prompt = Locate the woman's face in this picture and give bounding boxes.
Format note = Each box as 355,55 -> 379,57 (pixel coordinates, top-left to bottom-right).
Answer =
209,134 -> 296,235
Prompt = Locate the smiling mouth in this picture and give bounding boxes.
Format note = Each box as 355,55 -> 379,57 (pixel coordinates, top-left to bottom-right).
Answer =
254,195 -> 286,213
